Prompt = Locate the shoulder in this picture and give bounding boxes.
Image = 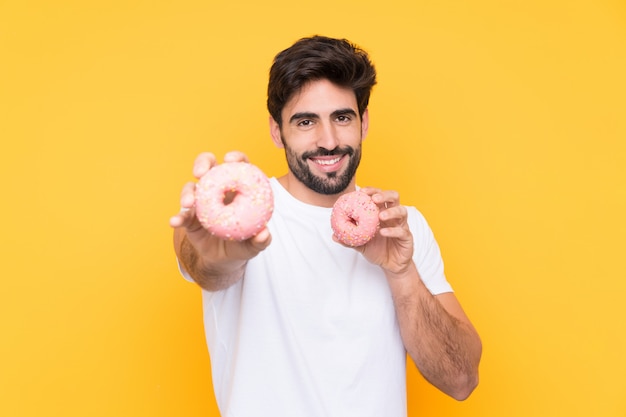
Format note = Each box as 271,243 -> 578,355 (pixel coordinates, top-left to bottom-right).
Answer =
404,205 -> 433,236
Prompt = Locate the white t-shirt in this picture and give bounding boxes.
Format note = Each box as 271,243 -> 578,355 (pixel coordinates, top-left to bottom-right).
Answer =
186,178 -> 452,417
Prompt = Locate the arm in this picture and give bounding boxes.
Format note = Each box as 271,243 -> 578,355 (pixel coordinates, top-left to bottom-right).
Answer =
356,188 -> 482,400
386,264 -> 482,400
169,151 -> 272,292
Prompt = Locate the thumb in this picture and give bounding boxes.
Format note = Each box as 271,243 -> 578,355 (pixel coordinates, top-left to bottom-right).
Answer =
248,228 -> 272,252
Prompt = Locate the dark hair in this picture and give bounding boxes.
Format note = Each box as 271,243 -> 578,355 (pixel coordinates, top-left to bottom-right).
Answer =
267,35 -> 377,126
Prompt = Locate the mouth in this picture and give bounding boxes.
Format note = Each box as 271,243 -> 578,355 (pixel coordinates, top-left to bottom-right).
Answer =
309,155 -> 346,173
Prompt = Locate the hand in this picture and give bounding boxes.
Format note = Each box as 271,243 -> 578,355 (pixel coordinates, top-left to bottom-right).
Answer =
169,151 -> 272,289
350,188 -> 414,275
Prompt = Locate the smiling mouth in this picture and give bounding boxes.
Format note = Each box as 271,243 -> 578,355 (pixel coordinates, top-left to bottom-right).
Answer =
311,156 -> 343,166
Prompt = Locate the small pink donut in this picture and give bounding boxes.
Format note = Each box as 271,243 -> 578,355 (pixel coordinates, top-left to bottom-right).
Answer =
195,161 -> 274,240
331,191 -> 380,247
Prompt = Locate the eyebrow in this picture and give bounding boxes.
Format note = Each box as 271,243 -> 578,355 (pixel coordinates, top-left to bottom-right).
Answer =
288,108 -> 358,124
289,112 -> 319,124
331,108 -> 358,119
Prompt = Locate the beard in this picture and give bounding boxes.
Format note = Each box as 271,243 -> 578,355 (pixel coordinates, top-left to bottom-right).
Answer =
283,143 -> 362,195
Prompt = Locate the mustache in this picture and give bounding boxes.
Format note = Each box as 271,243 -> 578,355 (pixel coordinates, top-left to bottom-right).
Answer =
301,146 -> 354,160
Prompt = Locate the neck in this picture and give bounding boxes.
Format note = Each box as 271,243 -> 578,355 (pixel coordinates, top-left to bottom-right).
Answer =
276,173 -> 356,208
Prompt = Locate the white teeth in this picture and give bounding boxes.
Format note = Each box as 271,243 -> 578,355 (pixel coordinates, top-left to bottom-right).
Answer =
314,157 -> 341,166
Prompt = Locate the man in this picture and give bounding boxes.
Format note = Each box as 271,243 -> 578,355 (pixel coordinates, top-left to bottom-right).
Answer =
170,35 -> 482,416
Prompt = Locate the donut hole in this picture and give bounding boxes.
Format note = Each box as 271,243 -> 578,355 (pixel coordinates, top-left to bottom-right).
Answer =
222,190 -> 238,205
348,216 -> 358,226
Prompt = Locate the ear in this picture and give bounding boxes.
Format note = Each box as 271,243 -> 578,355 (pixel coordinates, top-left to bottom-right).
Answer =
361,109 -> 370,140
269,116 -> 284,148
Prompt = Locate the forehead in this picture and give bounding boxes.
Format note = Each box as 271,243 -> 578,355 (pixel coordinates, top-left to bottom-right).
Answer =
282,79 -> 358,117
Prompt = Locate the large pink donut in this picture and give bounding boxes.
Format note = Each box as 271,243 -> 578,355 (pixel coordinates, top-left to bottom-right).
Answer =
331,191 -> 380,247
195,161 -> 274,241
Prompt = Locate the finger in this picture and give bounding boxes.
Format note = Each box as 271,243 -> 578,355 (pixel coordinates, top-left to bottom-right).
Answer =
331,233 -> 344,246
378,224 -> 411,239
169,205 -> 195,228
371,190 -> 399,206
169,210 -> 188,228
356,186 -> 381,197
179,181 -> 197,208
169,214 -> 182,228
170,182 -> 197,228
379,204 -> 407,224
223,150 -> 250,163
248,227 -> 272,251
192,152 -> 217,179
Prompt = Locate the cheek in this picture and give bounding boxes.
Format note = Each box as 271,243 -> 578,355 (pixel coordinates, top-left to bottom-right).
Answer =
340,126 -> 364,144
284,129 -> 315,148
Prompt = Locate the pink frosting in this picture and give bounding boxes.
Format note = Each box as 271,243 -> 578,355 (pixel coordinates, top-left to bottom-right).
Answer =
195,162 -> 274,240
331,191 -> 380,247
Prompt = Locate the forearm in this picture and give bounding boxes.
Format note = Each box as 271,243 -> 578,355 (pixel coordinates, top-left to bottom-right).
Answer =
174,229 -> 246,292
386,262 -> 482,400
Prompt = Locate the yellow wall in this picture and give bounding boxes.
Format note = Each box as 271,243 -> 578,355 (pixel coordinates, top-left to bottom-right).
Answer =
1,1 -> 625,416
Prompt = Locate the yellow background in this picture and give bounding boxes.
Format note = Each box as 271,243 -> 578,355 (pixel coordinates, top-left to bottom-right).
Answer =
1,0 -> 625,416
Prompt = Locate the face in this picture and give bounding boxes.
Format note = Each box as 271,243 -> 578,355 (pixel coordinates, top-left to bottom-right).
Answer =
270,79 -> 369,195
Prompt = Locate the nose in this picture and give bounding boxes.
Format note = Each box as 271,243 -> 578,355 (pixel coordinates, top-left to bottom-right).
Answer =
316,122 -> 339,150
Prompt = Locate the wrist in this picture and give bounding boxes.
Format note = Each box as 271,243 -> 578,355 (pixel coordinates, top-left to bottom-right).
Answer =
180,235 -> 246,290
384,259 -> 417,279
384,260 -> 418,280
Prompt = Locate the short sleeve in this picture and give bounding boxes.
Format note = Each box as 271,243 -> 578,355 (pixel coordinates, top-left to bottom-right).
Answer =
407,206 -> 453,295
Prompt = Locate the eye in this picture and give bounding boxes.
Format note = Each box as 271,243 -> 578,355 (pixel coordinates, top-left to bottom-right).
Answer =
336,114 -> 352,123
297,119 -> 314,127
